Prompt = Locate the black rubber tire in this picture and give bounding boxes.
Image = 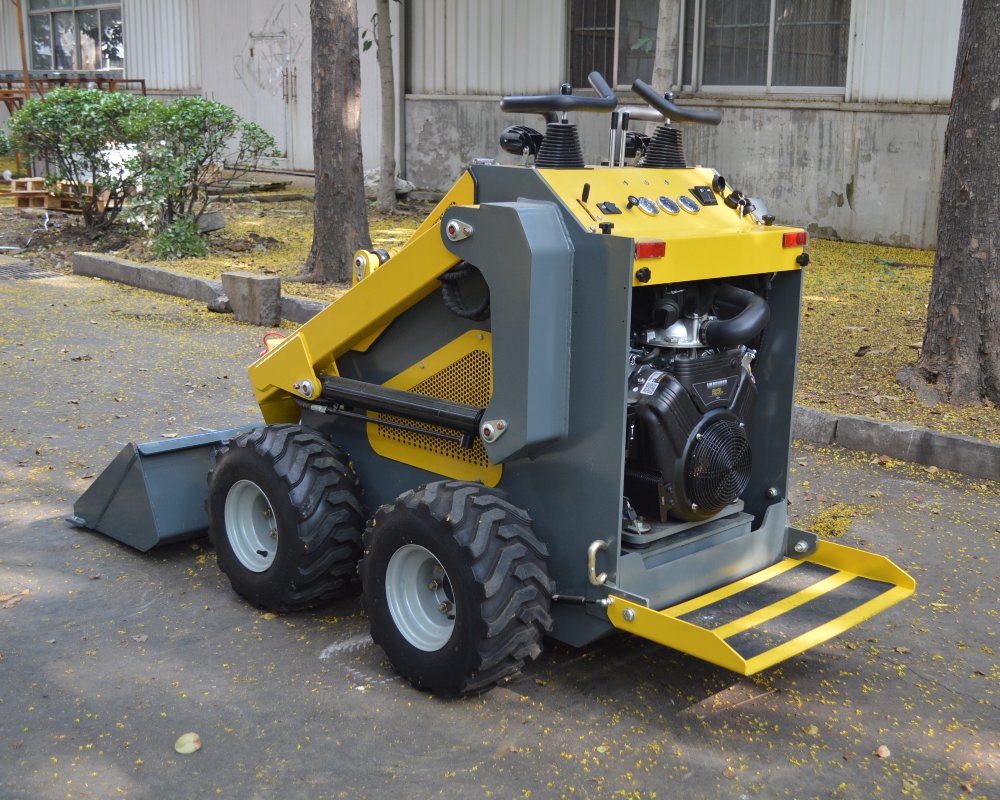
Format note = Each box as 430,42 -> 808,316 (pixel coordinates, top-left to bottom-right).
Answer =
360,480 -> 553,696
207,424 -> 365,612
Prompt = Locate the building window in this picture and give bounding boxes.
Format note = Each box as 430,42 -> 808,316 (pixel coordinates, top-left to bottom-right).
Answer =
28,0 -> 123,71
570,0 -> 659,89
570,0 -> 851,93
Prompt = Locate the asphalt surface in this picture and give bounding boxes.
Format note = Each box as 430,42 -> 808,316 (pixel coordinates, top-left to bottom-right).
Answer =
1,274 -> 997,800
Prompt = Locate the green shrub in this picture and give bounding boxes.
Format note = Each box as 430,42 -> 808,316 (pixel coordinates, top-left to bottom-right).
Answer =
0,127 -> 10,157
142,96 -> 278,230
9,87 -> 158,234
153,214 -> 208,260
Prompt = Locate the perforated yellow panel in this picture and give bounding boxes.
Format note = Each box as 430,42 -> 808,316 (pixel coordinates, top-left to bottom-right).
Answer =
367,331 -> 502,485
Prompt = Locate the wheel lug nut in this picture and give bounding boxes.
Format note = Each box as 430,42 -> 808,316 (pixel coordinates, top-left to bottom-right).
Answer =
427,580 -> 440,590
437,601 -> 452,613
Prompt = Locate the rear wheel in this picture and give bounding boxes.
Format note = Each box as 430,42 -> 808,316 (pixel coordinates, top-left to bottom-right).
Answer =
361,481 -> 553,696
207,424 -> 365,611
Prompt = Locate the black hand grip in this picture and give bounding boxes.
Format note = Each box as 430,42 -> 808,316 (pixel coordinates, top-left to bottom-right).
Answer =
632,79 -> 722,126
500,71 -> 618,120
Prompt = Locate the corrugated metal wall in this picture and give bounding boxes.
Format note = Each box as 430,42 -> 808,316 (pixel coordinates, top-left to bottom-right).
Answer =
0,2 -> 23,72
847,0 -> 961,103
408,0 -> 566,94
123,0 -> 201,92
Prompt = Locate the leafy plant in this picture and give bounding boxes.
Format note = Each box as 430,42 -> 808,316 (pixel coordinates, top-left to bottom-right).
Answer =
153,214 -> 208,260
141,96 -> 278,230
0,127 -> 11,157
9,87 -> 158,234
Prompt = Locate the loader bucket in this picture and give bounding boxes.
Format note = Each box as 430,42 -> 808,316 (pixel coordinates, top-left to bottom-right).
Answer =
607,538 -> 915,675
69,427 -> 258,552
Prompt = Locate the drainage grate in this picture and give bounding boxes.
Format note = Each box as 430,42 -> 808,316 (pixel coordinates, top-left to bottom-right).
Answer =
0,261 -> 62,281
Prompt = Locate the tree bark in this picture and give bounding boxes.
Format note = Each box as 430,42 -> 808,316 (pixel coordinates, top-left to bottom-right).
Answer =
919,0 -> 1000,406
374,0 -> 397,215
650,0 -> 682,92
304,0 -> 371,283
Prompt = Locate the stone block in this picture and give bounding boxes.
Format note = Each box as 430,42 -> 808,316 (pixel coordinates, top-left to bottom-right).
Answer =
222,271 -> 281,326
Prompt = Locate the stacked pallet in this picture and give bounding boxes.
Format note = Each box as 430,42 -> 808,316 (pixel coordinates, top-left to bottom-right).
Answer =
9,178 -> 108,213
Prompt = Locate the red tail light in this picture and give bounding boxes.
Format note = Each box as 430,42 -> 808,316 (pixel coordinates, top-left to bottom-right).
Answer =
635,240 -> 666,259
782,231 -> 808,248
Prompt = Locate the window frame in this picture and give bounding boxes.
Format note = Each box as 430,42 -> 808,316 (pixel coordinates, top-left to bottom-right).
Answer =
680,0 -> 852,96
27,0 -> 124,73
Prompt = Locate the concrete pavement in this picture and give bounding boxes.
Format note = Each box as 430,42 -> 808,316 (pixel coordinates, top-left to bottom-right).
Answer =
0,273 -> 997,800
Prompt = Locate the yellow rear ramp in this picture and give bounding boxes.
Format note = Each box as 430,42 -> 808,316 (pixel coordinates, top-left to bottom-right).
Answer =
607,540 -> 915,675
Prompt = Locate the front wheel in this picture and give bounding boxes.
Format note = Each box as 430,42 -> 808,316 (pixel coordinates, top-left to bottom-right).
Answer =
207,424 -> 365,611
361,481 -> 553,696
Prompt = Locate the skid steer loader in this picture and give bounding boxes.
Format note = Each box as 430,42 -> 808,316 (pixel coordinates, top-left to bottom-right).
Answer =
72,74 -> 914,696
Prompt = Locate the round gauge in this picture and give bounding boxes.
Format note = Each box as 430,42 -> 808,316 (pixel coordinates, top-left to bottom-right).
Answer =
636,196 -> 659,216
678,195 -> 701,214
657,195 -> 680,215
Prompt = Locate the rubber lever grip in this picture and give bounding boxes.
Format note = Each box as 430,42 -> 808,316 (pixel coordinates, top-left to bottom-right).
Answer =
500,72 -> 617,117
631,79 -> 722,126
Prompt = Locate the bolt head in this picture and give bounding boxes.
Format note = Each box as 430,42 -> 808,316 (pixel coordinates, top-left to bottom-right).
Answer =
767,487 -> 780,499
623,608 -> 636,622
793,540 -> 809,553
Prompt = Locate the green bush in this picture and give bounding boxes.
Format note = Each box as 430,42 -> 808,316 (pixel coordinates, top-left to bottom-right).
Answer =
143,96 -> 278,229
153,214 -> 208,260
0,127 -> 10,157
9,87 -> 158,233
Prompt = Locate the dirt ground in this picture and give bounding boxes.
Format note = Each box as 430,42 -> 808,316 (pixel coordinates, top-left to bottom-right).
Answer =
0,182 -> 997,444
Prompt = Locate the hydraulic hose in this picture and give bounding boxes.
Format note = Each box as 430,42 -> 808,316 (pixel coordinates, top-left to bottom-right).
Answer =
700,285 -> 770,347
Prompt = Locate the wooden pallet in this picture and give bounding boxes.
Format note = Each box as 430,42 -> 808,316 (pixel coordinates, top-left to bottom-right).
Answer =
11,177 -> 46,194
15,194 -> 47,209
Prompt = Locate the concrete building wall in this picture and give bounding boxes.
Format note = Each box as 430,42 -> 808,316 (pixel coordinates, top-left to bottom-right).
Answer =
405,95 -> 947,249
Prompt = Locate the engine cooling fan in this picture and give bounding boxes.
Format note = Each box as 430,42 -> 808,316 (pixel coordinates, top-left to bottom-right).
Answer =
685,417 -> 752,513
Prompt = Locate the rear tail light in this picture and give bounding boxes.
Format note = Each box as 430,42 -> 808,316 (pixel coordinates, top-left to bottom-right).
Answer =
782,231 -> 808,248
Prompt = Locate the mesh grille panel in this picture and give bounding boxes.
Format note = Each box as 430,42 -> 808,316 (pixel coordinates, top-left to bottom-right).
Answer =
686,418 -> 752,512
373,349 -> 492,467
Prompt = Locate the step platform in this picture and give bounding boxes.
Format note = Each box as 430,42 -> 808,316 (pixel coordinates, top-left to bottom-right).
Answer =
607,539 -> 915,674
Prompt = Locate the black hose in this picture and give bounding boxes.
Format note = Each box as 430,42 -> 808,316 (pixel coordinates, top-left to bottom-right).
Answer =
440,263 -> 490,321
700,285 -> 770,347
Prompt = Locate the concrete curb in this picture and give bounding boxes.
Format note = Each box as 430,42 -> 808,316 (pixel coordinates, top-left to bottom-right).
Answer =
792,406 -> 998,482
71,250 -> 998,481
72,251 -> 328,325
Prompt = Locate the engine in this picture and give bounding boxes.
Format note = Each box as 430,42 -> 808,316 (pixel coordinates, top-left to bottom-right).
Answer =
624,281 -> 769,526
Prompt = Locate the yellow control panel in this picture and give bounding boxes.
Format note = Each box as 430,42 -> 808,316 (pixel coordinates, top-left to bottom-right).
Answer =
537,167 -> 807,285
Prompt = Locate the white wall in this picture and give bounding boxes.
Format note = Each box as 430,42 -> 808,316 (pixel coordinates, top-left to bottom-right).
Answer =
124,0 -> 201,92
408,0 -> 567,94
847,0 -> 962,103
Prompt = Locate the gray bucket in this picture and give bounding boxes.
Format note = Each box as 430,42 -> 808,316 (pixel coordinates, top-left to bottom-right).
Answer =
69,426 -> 258,552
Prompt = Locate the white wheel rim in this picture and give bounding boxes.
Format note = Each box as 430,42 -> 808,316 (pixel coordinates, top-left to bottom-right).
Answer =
385,544 -> 456,651
224,479 -> 278,572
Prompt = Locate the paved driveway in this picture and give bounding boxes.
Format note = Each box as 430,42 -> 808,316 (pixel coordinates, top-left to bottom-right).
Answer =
1,275 -> 997,799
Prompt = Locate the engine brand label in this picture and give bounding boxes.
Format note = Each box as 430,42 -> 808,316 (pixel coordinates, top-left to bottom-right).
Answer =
692,376 -> 736,407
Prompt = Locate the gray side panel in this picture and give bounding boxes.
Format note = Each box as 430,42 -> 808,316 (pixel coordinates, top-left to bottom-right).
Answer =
441,201 -> 574,462
743,269 -> 804,522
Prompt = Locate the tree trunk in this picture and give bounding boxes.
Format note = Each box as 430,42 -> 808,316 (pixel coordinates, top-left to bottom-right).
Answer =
304,0 -> 371,283
919,0 -> 1000,406
650,0 -> 681,92
374,0 -> 397,215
